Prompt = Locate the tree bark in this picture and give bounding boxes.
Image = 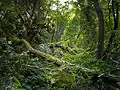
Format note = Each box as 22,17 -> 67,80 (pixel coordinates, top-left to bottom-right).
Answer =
102,0 -> 119,59
94,0 -> 104,59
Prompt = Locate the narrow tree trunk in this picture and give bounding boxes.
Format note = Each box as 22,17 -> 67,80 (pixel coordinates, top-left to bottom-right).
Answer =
56,23 -> 62,41
94,0 -> 104,59
103,0 -> 119,59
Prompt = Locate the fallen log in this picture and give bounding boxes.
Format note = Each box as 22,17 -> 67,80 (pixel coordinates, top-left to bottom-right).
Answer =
91,72 -> 120,88
11,37 -> 69,66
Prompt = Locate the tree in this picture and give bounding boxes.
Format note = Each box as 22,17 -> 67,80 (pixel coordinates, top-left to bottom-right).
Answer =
93,0 -> 104,59
103,0 -> 119,59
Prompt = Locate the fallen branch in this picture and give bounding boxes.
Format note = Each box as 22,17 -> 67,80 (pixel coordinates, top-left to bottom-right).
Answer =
91,72 -> 120,88
11,37 -> 68,66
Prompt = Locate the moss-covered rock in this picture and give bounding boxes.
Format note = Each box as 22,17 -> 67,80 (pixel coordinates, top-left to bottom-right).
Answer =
53,67 -> 75,88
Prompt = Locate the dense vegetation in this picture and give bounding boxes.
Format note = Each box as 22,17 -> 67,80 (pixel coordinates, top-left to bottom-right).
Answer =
0,0 -> 120,90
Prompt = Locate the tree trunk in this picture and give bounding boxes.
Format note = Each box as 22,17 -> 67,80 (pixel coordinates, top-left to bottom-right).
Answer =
102,0 -> 119,59
94,0 -> 104,59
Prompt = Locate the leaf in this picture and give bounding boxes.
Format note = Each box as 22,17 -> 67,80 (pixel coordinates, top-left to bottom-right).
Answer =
13,76 -> 21,87
40,19 -> 47,24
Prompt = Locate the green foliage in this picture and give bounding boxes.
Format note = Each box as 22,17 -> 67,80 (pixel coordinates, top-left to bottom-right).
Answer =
0,0 -> 120,90
52,67 -> 75,88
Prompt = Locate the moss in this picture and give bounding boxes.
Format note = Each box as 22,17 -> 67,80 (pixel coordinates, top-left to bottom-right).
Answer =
53,67 -> 75,87
21,39 -> 33,50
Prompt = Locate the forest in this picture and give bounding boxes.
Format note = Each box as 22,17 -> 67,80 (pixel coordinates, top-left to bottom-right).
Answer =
0,0 -> 120,90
